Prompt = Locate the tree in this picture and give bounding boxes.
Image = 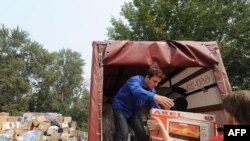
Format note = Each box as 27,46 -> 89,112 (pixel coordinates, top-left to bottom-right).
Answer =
21,40 -> 57,113
107,0 -> 250,89
27,48 -> 88,129
0,25 -> 30,115
55,49 -> 85,104
0,26 -> 90,130
70,89 -> 89,131
51,49 -> 87,130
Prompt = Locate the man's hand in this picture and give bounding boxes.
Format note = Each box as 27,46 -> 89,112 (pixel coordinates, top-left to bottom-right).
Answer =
153,94 -> 174,109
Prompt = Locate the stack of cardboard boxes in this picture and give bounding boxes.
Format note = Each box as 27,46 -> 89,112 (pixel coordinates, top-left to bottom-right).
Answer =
0,112 -> 85,141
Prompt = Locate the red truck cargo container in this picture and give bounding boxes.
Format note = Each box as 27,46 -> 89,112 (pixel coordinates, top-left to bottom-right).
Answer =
88,40 -> 232,141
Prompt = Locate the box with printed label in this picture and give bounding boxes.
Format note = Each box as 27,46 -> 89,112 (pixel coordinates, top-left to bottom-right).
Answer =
149,108 -> 216,141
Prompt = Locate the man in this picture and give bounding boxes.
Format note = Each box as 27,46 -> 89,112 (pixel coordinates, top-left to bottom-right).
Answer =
112,68 -> 175,141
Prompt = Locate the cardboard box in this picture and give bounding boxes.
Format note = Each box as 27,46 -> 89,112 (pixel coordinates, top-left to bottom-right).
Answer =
63,128 -> 70,134
2,122 -> 16,130
38,122 -> 51,132
32,118 -> 40,127
50,133 -> 61,141
21,120 -> 33,130
64,117 -> 72,123
7,116 -> 20,122
61,122 -> 69,128
149,108 -> 216,141
0,112 -> 9,116
0,116 -> 8,122
14,128 -> 29,137
36,116 -> 47,123
69,130 -> 78,136
71,121 -> 77,128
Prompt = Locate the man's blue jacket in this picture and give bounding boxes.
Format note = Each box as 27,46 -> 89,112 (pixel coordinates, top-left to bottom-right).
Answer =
112,75 -> 160,119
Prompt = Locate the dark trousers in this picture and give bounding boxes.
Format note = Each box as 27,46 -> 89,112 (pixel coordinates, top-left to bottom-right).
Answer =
113,109 -> 149,141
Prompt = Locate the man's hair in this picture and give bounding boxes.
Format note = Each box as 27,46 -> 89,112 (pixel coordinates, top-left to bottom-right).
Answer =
146,68 -> 166,79
223,90 -> 250,125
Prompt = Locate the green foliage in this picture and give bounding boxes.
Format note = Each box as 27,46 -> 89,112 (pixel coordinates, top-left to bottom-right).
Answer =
70,89 -> 89,131
0,25 -> 30,113
107,0 -> 250,89
55,49 -> 85,104
0,25 -> 89,130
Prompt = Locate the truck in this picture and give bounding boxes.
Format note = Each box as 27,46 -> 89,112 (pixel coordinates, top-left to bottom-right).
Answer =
88,40 -> 232,141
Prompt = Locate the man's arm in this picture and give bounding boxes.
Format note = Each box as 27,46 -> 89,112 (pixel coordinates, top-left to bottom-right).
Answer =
153,94 -> 174,109
127,76 -> 174,109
